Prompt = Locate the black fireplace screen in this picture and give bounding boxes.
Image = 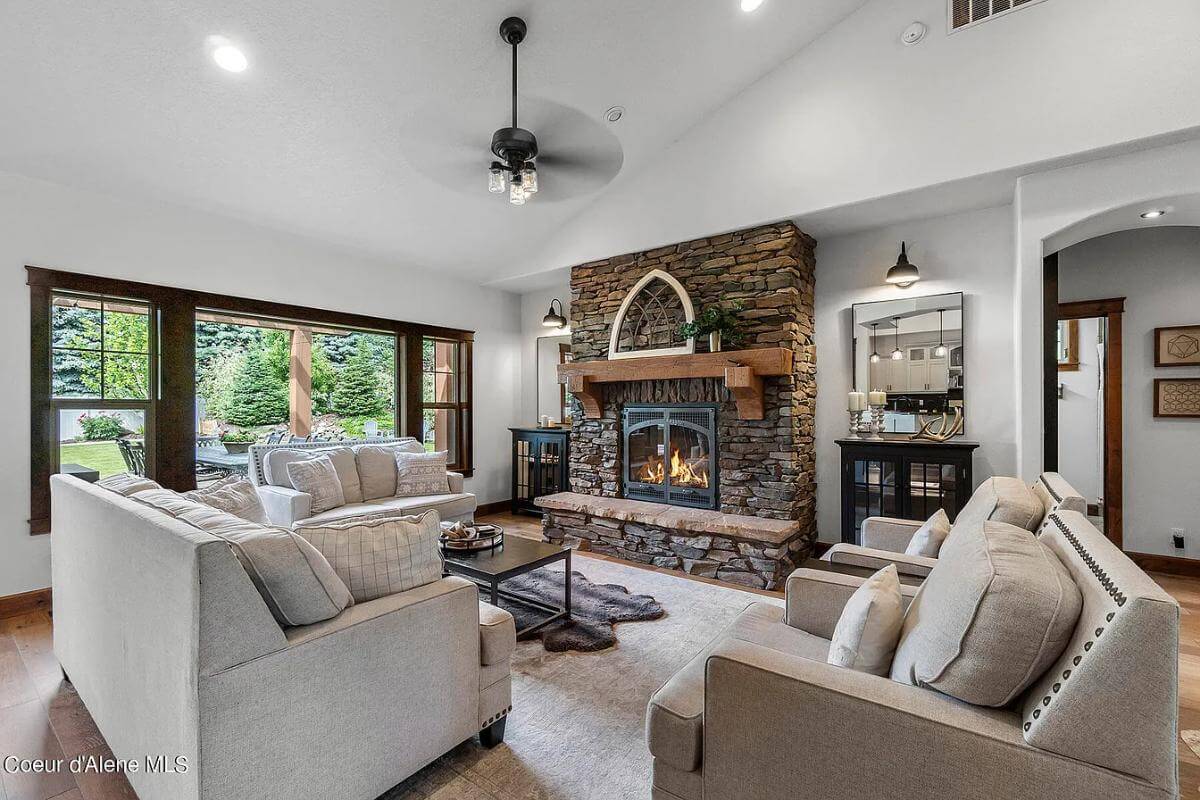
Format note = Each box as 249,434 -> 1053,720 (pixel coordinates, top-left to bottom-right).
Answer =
623,404 -> 718,510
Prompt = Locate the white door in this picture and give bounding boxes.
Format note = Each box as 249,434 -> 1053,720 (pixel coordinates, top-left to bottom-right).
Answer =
907,347 -> 928,391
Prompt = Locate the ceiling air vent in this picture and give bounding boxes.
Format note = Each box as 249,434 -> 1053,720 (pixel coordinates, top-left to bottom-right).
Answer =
950,0 -> 1048,31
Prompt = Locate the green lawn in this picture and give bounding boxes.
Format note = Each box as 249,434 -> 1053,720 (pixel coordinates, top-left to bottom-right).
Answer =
60,440 -> 127,479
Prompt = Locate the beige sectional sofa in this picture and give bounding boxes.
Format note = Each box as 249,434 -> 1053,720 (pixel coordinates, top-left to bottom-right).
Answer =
51,475 -> 513,800
248,437 -> 477,527
647,507 -> 1179,800
821,472 -> 1087,578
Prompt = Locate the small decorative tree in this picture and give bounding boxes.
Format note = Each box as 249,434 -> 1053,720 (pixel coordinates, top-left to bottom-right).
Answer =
225,348 -> 289,427
331,342 -> 386,418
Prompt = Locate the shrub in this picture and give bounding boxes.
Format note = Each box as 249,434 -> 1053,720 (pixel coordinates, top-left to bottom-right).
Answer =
78,412 -> 125,441
224,348 -> 289,427
219,430 -> 257,443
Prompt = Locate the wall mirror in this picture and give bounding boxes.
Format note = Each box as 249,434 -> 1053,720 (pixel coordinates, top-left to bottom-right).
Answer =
536,334 -> 573,425
852,292 -> 965,434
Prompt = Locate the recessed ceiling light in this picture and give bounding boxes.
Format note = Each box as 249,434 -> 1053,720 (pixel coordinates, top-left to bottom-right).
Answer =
207,36 -> 248,73
741,0 -> 765,12
1140,209 -> 1167,220
605,106 -> 625,123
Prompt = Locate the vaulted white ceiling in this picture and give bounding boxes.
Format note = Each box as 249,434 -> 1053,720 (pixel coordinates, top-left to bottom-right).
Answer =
0,0 -> 867,282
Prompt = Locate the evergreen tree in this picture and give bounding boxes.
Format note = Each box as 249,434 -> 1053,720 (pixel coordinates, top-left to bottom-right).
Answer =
331,342 -> 385,417
225,348 -> 289,427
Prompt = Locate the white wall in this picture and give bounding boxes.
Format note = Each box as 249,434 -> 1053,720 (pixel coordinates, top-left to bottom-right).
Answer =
518,283 -> 571,425
520,0 -> 1200,281
815,205 -> 1017,542
1014,138 -> 1200,480
0,172 -> 522,597
1057,317 -> 1103,505
1059,227 -> 1200,558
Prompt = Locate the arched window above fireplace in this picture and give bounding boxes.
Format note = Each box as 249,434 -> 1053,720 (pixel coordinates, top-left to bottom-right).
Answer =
608,270 -> 695,360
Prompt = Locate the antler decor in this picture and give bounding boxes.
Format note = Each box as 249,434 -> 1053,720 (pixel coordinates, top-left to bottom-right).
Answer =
911,407 -> 964,443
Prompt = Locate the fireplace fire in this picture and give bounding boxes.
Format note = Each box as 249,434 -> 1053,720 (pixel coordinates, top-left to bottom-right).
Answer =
623,404 -> 718,510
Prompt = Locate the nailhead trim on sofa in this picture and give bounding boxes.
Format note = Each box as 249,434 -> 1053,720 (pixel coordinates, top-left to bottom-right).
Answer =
480,705 -> 513,730
1023,513 -> 1122,732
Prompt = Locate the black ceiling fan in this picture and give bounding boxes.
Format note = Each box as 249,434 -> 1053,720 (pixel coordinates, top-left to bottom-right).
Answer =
488,17 -> 539,205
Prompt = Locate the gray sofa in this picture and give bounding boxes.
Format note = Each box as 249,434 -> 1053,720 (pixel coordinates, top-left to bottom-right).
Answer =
248,437 -> 476,527
51,475 -> 513,800
646,508 -> 1179,800
821,472 -> 1088,578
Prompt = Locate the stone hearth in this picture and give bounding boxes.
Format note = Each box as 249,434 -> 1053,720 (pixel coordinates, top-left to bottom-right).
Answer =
548,220 -> 818,588
537,493 -> 808,589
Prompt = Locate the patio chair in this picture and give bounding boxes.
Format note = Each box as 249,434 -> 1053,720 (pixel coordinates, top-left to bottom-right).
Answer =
266,430 -> 287,445
117,438 -> 146,476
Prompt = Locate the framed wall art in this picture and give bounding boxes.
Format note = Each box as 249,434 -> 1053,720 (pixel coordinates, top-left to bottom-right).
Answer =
1154,378 -> 1200,419
1155,324 -> 1200,367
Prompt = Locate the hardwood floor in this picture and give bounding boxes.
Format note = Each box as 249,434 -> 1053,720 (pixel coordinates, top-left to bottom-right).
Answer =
1,513 -> 1196,799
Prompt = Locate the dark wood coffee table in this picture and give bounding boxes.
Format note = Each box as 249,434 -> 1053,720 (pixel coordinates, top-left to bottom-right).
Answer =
443,536 -> 572,636
799,557 -> 926,587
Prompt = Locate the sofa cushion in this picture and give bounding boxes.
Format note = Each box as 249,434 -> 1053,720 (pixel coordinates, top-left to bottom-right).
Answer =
903,508 -> 951,557
646,602 -> 828,772
394,450 -> 451,497
294,510 -> 443,603
97,473 -> 160,496
285,456 -> 345,515
129,487 -> 211,518
951,476 -> 1043,534
262,447 -> 362,504
827,565 -> 904,676
354,444 -> 400,500
175,504 -> 352,627
184,474 -> 269,524
299,492 -> 476,525
890,520 -> 1082,707
479,602 -> 516,666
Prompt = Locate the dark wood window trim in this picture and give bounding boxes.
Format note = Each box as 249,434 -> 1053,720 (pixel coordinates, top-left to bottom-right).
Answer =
1057,319 -> 1080,371
28,266 -> 474,534
405,335 -> 474,474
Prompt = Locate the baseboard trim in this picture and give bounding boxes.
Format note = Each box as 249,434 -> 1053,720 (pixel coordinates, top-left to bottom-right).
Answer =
476,499 -> 513,518
1128,551 -> 1200,579
0,587 -> 51,619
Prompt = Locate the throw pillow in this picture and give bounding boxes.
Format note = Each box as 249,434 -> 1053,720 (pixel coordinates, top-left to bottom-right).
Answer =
904,508 -> 952,557
286,456 -> 346,515
97,473 -> 160,496
295,510 -> 443,603
394,450 -> 450,497
263,447 -> 363,505
354,444 -> 400,500
184,474 -> 269,524
890,519 -> 1082,707
827,565 -> 904,676
177,504 -> 352,627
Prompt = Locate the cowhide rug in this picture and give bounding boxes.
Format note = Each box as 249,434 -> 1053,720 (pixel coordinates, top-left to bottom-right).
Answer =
496,567 -> 665,652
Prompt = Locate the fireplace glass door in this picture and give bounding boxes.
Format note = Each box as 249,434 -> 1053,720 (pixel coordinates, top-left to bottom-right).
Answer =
623,405 -> 718,510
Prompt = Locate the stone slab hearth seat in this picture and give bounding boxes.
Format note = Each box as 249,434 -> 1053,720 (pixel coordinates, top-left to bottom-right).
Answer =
537,492 -> 808,589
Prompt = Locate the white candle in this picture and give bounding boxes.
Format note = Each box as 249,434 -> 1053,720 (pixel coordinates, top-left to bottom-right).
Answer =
848,392 -> 866,411
869,391 -> 887,407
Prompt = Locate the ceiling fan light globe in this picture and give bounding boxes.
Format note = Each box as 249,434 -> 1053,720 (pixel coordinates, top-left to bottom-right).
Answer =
488,164 -> 507,194
521,165 -> 538,194
509,182 -> 526,205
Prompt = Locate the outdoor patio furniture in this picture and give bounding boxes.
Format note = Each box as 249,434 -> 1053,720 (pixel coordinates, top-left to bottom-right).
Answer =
195,436 -> 231,481
194,446 -> 250,477
266,431 -> 287,445
117,438 -> 146,476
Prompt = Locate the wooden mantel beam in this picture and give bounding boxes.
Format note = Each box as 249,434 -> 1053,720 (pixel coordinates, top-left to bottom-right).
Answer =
558,347 -> 792,421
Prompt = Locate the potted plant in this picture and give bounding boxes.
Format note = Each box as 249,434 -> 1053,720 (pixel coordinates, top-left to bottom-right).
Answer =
678,301 -> 745,353
219,430 -> 257,454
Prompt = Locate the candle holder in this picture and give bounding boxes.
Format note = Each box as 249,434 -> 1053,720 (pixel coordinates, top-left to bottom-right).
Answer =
866,404 -> 886,440
847,408 -> 867,438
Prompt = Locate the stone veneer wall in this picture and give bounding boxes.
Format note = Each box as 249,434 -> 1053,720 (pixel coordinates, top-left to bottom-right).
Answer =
565,221 -> 818,564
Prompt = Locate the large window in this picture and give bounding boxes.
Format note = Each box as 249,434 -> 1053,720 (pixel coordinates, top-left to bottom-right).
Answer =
419,337 -> 472,472
29,267 -> 473,532
50,293 -> 154,482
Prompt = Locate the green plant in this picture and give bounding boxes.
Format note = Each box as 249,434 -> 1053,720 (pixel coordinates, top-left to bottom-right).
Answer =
219,430 -> 257,443
77,412 -> 125,441
678,301 -> 745,344
331,341 -> 386,417
224,348 -> 289,427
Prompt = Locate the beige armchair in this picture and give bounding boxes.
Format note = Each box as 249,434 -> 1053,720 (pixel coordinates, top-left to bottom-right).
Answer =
647,510 -> 1179,800
822,472 -> 1087,579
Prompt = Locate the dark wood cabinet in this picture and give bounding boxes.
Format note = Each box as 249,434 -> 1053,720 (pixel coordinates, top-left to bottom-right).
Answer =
836,437 -> 979,544
510,428 -> 570,516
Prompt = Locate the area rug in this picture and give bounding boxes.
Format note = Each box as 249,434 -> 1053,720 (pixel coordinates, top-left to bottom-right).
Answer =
378,555 -> 782,800
496,568 -> 665,652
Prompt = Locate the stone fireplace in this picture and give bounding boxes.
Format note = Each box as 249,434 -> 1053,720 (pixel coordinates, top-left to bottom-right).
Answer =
538,221 -> 817,589
624,404 -> 719,510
